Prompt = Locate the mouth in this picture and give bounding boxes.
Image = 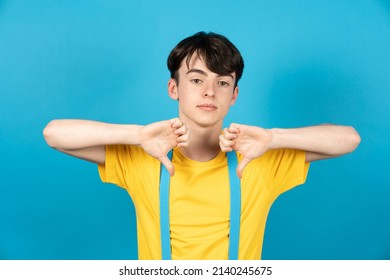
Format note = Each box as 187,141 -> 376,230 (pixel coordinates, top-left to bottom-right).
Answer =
197,104 -> 218,111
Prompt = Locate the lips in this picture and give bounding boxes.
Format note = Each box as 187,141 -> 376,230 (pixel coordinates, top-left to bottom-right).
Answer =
197,104 -> 217,111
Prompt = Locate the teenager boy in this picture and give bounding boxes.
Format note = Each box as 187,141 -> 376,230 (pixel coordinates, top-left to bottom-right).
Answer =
43,32 -> 361,260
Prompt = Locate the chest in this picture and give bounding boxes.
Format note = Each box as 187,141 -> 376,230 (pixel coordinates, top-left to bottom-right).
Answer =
169,163 -> 231,227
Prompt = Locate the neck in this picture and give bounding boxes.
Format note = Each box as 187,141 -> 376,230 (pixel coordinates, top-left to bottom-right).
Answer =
179,121 -> 223,162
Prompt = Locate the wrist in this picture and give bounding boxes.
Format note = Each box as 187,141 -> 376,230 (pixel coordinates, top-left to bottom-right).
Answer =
267,128 -> 303,150
136,125 -> 146,146
267,128 -> 281,150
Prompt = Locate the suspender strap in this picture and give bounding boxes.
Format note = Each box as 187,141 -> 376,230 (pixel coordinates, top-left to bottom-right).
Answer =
159,150 -> 173,260
227,151 -> 241,260
159,150 -> 241,260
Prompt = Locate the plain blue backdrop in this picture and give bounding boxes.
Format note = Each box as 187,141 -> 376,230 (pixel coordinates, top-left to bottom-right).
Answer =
1,0 -> 389,260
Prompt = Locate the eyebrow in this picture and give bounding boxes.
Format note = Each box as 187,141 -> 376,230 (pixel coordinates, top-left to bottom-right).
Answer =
186,68 -> 234,80
186,69 -> 207,76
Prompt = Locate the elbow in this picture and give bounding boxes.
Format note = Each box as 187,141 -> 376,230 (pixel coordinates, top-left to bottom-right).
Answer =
347,126 -> 361,153
43,120 -> 61,149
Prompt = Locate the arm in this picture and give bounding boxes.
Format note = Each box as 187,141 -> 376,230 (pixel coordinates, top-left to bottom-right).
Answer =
219,123 -> 361,177
43,119 -> 141,164
43,118 -> 188,175
268,124 -> 361,162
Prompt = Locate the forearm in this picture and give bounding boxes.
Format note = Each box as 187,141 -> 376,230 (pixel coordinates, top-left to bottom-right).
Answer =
268,124 -> 361,156
43,119 -> 141,151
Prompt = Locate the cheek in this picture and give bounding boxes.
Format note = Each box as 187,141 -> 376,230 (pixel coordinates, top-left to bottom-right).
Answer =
220,93 -> 235,106
177,91 -> 195,109
178,86 -> 198,101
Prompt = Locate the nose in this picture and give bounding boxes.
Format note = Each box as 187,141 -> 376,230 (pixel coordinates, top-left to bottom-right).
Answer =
203,82 -> 215,98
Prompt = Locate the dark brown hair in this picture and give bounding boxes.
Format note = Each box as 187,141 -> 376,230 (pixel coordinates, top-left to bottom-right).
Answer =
167,32 -> 244,87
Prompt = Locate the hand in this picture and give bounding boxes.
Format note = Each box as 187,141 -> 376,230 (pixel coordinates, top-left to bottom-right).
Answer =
219,123 -> 272,178
138,118 -> 189,176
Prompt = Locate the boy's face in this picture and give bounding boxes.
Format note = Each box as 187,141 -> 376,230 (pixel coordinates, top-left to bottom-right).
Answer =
168,55 -> 238,129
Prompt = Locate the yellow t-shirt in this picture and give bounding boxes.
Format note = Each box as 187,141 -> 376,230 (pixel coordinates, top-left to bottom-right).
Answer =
98,146 -> 309,260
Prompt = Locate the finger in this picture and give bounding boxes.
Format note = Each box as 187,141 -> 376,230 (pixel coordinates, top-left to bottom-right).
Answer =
159,156 -> 175,176
219,144 -> 233,152
222,127 -> 238,140
177,142 -> 189,148
219,135 -> 234,152
228,123 -> 240,134
177,133 -> 189,144
219,134 -> 235,148
174,124 -> 187,135
236,157 -> 251,178
170,118 -> 183,129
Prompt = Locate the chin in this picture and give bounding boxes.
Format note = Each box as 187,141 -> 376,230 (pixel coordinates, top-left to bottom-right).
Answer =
193,118 -> 224,129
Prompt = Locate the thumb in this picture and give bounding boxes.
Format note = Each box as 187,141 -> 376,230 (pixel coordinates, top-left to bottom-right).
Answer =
236,157 -> 251,178
159,155 -> 175,177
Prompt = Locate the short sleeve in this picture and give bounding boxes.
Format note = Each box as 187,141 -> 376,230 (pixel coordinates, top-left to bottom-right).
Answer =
98,145 -> 132,189
260,149 -> 310,197
97,144 -> 160,196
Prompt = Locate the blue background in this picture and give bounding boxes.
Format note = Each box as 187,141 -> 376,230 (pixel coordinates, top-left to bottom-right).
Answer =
1,0 -> 389,260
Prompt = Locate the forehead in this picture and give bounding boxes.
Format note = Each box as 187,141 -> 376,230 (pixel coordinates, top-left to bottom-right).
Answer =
179,54 -> 236,79
180,54 -> 206,71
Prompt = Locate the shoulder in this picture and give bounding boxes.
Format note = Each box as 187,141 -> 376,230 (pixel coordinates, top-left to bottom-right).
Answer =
106,144 -> 151,157
238,148 -> 304,165
105,144 -> 160,169
258,148 -> 305,164
240,149 -> 306,177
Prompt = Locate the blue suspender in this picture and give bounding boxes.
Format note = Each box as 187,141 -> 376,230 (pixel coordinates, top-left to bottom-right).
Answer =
159,150 -> 173,260
226,151 -> 241,260
159,150 -> 241,260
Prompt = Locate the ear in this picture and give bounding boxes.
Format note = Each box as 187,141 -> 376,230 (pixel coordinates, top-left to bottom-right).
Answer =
230,86 -> 239,105
168,79 -> 179,100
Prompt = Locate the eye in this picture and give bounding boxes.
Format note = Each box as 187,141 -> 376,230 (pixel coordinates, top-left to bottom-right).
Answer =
218,81 -> 230,87
191,78 -> 202,84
